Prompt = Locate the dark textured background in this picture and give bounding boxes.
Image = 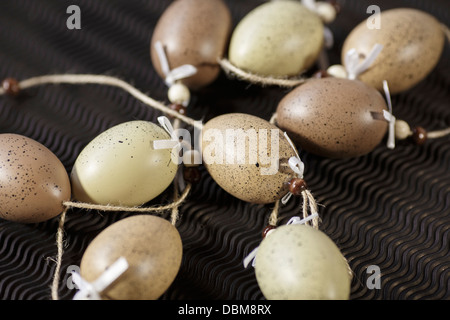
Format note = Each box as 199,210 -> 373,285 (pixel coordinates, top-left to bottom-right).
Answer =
0,0 -> 449,300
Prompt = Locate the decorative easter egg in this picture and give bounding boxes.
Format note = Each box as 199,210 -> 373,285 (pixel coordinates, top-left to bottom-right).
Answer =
150,0 -> 232,90
342,8 -> 445,94
0,134 -> 71,223
80,215 -> 182,300
201,113 -> 297,204
276,77 -> 388,158
255,224 -> 351,300
228,0 -> 324,77
71,121 -> 177,206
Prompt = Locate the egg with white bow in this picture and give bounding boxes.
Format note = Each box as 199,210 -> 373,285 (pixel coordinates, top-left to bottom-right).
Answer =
71,120 -> 177,206
342,8 -> 445,94
255,224 -> 351,300
276,77 -> 389,158
201,113 -> 299,204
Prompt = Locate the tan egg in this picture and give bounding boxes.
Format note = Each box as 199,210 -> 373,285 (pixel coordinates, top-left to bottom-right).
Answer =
80,215 -> 182,300
342,8 -> 445,94
201,113 -> 297,204
276,77 -> 388,158
255,224 -> 351,300
71,121 -> 177,206
0,134 -> 70,223
150,0 -> 232,90
228,0 -> 324,77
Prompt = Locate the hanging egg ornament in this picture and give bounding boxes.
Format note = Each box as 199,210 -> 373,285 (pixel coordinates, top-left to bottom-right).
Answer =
276,77 -> 388,158
80,215 -> 182,300
201,113 -> 297,204
0,134 -> 71,223
150,0 -> 232,90
71,121 -> 177,206
255,224 -> 351,300
228,0 -> 324,77
342,8 -> 445,94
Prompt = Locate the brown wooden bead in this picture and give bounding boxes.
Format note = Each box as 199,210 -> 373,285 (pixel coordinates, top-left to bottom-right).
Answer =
288,178 -> 307,196
262,225 -> 276,238
2,78 -> 20,97
183,166 -> 201,184
169,103 -> 187,116
412,126 -> 427,145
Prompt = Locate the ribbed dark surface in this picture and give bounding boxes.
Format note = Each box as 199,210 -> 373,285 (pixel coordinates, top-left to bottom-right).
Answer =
0,0 -> 449,300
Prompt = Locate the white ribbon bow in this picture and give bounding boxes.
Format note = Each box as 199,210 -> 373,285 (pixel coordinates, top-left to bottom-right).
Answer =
344,43 -> 383,80
242,213 -> 319,268
154,41 -> 197,87
153,116 -> 181,151
72,257 -> 129,300
382,80 -> 396,149
281,132 -> 305,205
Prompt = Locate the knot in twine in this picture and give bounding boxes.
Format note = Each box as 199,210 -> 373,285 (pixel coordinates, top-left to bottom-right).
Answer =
154,41 -> 197,87
281,132 -> 305,205
243,213 -> 320,268
344,43 -> 383,80
72,257 -> 128,300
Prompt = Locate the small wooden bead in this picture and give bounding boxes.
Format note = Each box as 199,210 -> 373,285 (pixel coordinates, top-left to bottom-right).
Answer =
288,178 -> 307,196
412,126 -> 427,145
316,2 -> 336,24
169,103 -> 187,116
395,120 -> 412,140
183,166 -> 201,184
2,78 -> 20,96
312,70 -> 329,78
326,64 -> 347,79
262,225 -> 276,238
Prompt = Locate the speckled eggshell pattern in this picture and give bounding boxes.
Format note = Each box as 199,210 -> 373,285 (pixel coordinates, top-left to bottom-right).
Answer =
71,121 -> 177,206
276,77 -> 388,158
150,0 -> 232,90
0,134 -> 71,223
342,8 -> 445,94
255,224 -> 351,300
80,215 -> 182,300
228,0 -> 324,77
201,113 -> 297,204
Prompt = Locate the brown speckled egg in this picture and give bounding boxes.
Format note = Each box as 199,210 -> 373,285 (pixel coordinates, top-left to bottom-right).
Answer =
150,0 -> 232,90
276,77 -> 388,158
255,224 -> 351,300
342,8 -> 445,94
0,134 -> 71,223
201,113 -> 297,204
80,215 -> 182,300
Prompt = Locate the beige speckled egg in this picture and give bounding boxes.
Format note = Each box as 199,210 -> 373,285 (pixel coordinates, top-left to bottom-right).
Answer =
342,8 -> 445,94
255,224 -> 351,300
276,77 -> 388,158
80,215 -> 182,300
71,121 -> 177,206
201,113 -> 297,204
0,134 -> 71,223
150,0 -> 232,90
228,0 -> 324,77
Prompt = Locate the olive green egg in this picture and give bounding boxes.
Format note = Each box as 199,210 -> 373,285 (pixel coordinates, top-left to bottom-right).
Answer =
80,215 -> 183,300
342,8 -> 445,94
228,0 -> 324,77
255,224 -> 351,300
201,113 -> 297,204
71,120 -> 177,206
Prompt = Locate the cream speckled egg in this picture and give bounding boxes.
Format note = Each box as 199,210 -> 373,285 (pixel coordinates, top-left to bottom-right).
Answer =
255,224 -> 351,300
80,215 -> 182,300
0,134 -> 71,223
276,77 -> 388,158
342,8 -> 445,94
71,121 -> 177,206
201,113 -> 297,204
228,0 -> 324,77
